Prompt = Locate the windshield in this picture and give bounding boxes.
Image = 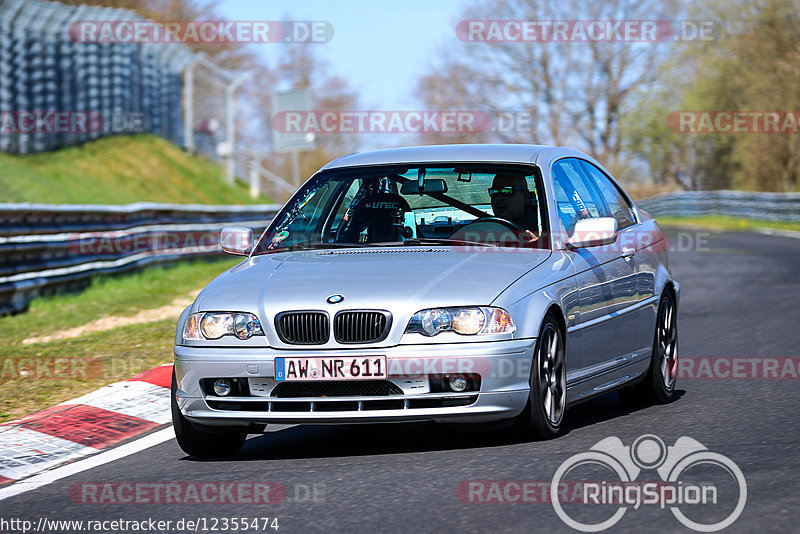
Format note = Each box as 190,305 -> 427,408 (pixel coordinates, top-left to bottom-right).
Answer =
252,164 -> 548,255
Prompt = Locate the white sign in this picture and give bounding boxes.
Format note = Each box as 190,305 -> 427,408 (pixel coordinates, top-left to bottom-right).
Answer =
272,89 -> 315,153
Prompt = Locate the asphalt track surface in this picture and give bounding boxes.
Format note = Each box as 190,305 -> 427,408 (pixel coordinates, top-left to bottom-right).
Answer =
2,229 -> 799,533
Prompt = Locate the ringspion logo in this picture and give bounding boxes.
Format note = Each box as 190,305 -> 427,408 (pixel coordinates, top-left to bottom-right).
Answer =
551,434 -> 746,532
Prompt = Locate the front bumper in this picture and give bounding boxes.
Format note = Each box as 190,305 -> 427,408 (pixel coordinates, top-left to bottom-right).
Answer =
173,338 -> 535,426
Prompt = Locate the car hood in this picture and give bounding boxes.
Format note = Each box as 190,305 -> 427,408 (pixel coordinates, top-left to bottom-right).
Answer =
196,246 -> 550,311
193,246 -> 550,347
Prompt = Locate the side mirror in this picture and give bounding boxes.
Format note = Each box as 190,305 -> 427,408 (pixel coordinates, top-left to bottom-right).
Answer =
566,217 -> 618,249
220,226 -> 254,255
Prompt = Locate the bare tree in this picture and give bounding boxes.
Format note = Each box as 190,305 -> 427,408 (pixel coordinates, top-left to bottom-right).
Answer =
417,0 -> 680,172
625,0 -> 800,191
244,44 -> 362,187
416,62 -> 496,145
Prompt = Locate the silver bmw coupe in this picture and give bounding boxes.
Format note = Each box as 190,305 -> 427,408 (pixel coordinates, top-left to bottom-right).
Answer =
172,144 -> 679,457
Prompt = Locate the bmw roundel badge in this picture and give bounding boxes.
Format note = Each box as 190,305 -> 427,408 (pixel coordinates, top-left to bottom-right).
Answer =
326,294 -> 344,304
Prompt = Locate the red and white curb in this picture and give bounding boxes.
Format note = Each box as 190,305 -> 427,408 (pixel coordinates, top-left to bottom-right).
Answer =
0,363 -> 173,486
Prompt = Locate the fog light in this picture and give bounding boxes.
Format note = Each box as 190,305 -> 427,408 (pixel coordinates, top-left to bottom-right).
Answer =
213,378 -> 233,396
449,376 -> 469,392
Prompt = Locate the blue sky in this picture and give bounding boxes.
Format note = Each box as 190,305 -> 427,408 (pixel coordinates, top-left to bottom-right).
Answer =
218,0 -> 468,109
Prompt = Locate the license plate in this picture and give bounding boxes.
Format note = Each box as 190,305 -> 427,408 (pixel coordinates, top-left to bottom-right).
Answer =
274,356 -> 387,381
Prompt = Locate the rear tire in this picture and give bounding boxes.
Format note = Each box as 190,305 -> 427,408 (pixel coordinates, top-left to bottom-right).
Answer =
619,291 -> 678,406
171,371 -> 246,458
515,313 -> 567,440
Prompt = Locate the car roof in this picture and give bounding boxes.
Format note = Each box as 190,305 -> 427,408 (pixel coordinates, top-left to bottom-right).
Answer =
320,144 -> 591,170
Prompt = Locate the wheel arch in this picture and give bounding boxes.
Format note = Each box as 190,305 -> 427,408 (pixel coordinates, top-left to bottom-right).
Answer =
499,285 -> 577,341
544,303 -> 567,338
660,278 -> 680,308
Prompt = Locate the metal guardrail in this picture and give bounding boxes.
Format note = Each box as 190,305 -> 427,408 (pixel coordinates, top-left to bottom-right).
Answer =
3,191 -> 796,314
0,202 -> 280,314
638,191 -> 800,222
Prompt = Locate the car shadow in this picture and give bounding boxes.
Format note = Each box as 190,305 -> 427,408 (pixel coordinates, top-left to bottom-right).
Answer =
182,389 -> 686,462
563,389 -> 686,433
233,420 -> 520,461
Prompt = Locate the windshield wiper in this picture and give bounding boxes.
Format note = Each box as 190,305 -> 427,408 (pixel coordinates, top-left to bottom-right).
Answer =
262,242 -> 380,254
265,238 -> 501,253
383,237 -> 499,248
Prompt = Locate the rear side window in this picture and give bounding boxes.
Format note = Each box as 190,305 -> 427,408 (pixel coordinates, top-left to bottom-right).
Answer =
579,161 -> 637,230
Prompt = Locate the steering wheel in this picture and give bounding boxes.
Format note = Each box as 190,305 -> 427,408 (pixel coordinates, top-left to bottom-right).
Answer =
450,216 -> 533,246
460,216 -> 526,233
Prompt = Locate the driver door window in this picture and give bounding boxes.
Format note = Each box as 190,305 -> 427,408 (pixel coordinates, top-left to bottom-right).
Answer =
551,159 -> 603,235
579,161 -> 637,230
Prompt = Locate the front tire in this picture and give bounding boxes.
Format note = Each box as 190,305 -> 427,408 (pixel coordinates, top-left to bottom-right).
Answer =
171,371 -> 246,458
515,313 -> 567,440
619,291 -> 678,406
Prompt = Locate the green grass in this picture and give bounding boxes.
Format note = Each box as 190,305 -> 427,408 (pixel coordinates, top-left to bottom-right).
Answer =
0,257 -> 240,347
657,215 -> 800,232
0,133 -> 265,421
0,258 -> 241,422
0,134 -> 269,204
0,320 -> 179,423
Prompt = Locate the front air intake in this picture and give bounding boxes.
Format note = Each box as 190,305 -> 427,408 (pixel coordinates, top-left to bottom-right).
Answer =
274,311 -> 329,345
333,310 -> 391,344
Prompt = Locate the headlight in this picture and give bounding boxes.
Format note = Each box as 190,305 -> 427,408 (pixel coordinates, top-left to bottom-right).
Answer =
183,312 -> 264,340
452,308 -> 486,334
419,309 -> 451,336
405,307 -> 515,336
201,313 -> 234,339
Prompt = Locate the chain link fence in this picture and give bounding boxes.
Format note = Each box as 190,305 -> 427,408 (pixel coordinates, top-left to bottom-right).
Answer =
0,0 -> 193,154
188,66 -> 226,162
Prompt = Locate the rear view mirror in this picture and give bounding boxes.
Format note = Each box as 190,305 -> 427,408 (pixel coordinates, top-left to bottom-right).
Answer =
400,178 -> 448,195
220,226 -> 254,255
566,217 -> 618,249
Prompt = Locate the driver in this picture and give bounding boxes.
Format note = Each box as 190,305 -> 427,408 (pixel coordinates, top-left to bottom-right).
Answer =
489,174 -> 539,243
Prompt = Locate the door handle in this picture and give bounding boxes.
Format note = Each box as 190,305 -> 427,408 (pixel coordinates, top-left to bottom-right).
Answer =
621,246 -> 635,259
